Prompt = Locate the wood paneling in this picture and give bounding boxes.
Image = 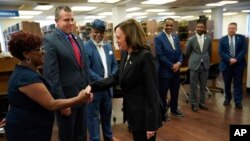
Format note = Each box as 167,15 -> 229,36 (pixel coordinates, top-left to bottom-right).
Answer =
0,57 -> 18,95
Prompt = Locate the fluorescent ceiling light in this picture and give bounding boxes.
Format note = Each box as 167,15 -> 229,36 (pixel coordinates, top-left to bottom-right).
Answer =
158,12 -> 175,15
46,16 -> 55,20
98,12 -> 112,16
88,0 -> 120,3
242,10 -> 250,13
219,1 -> 238,4
126,7 -> 141,12
19,10 -> 42,15
206,3 -> 224,6
136,16 -> 147,19
203,8 -> 227,13
168,15 -> 180,18
10,15 -> 33,19
34,5 -> 53,10
180,16 -> 194,19
127,12 -> 148,16
141,0 -> 176,5
206,1 -> 238,6
71,6 -> 96,11
145,9 -> 166,12
223,12 -> 238,16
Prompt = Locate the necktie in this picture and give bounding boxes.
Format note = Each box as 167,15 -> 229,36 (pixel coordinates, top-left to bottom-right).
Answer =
229,36 -> 235,57
68,35 -> 82,67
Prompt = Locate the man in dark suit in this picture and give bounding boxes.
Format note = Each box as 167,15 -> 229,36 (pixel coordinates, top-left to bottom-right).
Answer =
43,6 -> 90,141
186,21 -> 212,112
218,22 -> 247,109
154,18 -> 184,118
84,19 -> 119,141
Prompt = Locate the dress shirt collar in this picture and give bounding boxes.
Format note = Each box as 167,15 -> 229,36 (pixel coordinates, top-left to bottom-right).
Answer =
196,33 -> 204,38
91,38 -> 104,48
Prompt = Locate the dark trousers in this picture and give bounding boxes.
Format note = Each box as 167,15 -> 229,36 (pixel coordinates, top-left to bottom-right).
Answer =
159,76 -> 180,113
132,131 -> 156,141
56,106 -> 87,141
222,64 -> 244,104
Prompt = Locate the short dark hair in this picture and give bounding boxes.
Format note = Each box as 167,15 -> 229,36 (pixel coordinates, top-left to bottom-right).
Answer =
229,22 -> 237,27
197,20 -> 205,26
164,18 -> 174,23
8,31 -> 42,60
55,6 -> 72,21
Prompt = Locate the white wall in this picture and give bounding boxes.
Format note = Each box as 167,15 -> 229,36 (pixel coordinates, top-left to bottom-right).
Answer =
223,13 -> 249,36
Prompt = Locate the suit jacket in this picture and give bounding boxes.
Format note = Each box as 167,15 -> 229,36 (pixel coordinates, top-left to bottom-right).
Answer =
84,39 -> 118,96
119,49 -> 163,131
43,28 -> 90,102
218,34 -> 247,71
154,32 -> 183,78
186,34 -> 212,71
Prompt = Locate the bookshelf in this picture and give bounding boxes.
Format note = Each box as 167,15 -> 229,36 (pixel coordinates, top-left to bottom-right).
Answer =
105,23 -> 113,45
3,21 -> 41,51
78,22 -> 91,42
41,24 -> 56,36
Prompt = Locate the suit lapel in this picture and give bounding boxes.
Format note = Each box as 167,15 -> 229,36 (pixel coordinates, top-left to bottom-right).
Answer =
119,52 -> 140,83
55,29 -> 82,68
103,44 -> 111,72
162,33 -> 174,50
90,41 -> 103,66
235,34 -> 240,52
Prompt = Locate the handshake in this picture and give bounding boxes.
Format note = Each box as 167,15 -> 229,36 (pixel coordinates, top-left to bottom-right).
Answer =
78,85 -> 93,103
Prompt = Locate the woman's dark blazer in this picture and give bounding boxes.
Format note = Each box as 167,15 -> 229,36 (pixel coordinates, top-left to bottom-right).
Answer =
119,49 -> 163,132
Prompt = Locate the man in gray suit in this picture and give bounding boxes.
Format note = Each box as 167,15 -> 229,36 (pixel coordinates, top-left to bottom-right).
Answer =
43,6 -> 90,141
185,21 -> 212,112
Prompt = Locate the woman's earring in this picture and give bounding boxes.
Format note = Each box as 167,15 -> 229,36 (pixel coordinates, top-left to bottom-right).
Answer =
26,57 -> 31,63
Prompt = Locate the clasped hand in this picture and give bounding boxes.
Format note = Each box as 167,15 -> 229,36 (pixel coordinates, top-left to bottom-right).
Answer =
146,131 -> 156,139
80,85 -> 93,103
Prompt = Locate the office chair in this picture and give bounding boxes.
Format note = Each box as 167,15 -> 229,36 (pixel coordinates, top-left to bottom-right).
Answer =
207,63 -> 224,94
179,64 -> 190,103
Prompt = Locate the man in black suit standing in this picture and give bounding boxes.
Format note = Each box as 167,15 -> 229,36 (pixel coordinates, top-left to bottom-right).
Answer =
43,6 -> 89,141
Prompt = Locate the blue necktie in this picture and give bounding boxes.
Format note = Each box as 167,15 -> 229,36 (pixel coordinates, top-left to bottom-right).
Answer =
229,36 -> 235,57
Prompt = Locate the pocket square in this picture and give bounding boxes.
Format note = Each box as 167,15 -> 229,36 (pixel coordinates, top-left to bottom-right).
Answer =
109,51 -> 113,55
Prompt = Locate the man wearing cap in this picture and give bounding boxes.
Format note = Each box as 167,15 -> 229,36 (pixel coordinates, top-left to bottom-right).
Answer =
84,19 -> 119,141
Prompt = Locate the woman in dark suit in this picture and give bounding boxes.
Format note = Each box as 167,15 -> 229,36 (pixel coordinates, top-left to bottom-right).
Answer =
5,31 -> 92,141
114,19 -> 163,141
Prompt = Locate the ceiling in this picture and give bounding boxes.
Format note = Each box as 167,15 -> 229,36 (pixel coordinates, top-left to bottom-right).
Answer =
0,0 -> 249,21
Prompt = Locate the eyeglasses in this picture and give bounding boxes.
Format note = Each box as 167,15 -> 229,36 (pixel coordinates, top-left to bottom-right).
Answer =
32,46 -> 45,53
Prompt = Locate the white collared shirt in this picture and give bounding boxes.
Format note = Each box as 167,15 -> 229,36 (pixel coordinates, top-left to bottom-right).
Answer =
91,39 -> 108,78
163,30 -> 175,50
196,33 -> 204,52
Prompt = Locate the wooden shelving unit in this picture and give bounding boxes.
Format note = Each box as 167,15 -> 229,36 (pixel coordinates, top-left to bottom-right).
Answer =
104,23 -> 113,45
78,22 -> 91,42
41,24 -> 56,36
3,21 -> 41,51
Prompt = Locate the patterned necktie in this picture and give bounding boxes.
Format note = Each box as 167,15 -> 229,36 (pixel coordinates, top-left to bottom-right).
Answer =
229,36 -> 235,57
68,35 -> 82,67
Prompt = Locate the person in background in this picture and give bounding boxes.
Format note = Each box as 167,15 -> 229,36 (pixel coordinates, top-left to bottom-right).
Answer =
43,6 -> 90,141
154,18 -> 184,119
5,31 -> 92,141
114,19 -> 164,141
185,21 -> 212,112
218,22 -> 247,109
84,19 -> 119,141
